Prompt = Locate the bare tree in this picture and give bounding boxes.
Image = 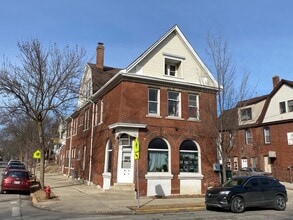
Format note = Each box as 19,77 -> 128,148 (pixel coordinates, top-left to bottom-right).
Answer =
206,33 -> 250,183
0,115 -> 39,166
0,39 -> 86,187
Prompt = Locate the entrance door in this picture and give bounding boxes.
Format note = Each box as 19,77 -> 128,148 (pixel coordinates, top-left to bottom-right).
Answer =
241,158 -> 248,168
117,135 -> 134,183
264,156 -> 272,173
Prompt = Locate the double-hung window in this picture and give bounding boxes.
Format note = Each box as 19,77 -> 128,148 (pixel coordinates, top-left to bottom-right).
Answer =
188,94 -> 199,119
241,108 -> 252,121
245,129 -> 252,144
165,64 -> 177,76
264,127 -> 271,144
164,55 -> 182,77
148,88 -> 159,115
83,109 -> 90,130
280,101 -> 286,114
94,103 -> 99,126
168,91 -> 180,117
288,100 -> 293,112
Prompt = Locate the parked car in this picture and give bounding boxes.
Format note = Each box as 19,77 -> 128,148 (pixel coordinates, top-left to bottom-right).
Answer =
205,175 -> 287,213
5,164 -> 26,172
232,167 -> 271,176
8,160 -> 23,165
1,169 -> 31,194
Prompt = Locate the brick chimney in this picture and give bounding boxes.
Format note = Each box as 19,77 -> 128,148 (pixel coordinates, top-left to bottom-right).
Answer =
96,42 -> 104,71
272,75 -> 280,88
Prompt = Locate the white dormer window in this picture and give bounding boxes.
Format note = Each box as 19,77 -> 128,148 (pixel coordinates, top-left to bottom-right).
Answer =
240,108 -> 252,121
288,100 -> 293,112
163,53 -> 184,77
165,63 -> 177,76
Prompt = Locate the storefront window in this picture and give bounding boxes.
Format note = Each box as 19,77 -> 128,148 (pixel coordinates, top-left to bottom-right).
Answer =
179,140 -> 198,172
148,138 -> 169,172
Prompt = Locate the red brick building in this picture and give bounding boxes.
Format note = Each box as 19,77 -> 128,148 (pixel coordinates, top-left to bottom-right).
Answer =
225,76 -> 293,183
61,25 -> 220,196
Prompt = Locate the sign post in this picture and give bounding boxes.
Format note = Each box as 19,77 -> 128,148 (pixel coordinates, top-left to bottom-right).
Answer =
133,137 -> 140,208
33,150 -> 41,179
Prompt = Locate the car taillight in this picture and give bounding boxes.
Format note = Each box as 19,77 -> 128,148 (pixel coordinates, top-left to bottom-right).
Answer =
24,179 -> 31,185
3,177 -> 13,184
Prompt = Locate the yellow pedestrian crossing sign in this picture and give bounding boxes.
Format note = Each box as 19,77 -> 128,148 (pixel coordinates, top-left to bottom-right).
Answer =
33,150 -> 41,159
133,138 -> 140,160
133,138 -> 140,153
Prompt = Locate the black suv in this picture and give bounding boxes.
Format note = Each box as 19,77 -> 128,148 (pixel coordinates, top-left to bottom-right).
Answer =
205,175 -> 287,213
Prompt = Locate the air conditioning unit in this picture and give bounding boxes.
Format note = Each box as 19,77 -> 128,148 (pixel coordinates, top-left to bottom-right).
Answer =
213,163 -> 221,171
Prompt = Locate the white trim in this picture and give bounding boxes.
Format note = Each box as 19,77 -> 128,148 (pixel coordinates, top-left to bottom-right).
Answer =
125,25 -> 218,89
109,122 -> 147,129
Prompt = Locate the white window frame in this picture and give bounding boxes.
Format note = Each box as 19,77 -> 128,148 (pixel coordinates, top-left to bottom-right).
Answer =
188,93 -> 199,119
99,99 -> 104,124
167,91 -> 181,118
245,129 -> 252,144
94,103 -> 99,126
84,109 -> 90,130
148,88 -> 160,116
241,108 -> 252,121
288,100 -> 293,112
280,101 -> 286,114
165,63 -> 177,76
264,127 -> 271,144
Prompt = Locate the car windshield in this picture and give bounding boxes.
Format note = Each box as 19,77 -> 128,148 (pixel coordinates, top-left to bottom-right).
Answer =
8,165 -> 26,169
222,178 -> 246,187
5,171 -> 28,178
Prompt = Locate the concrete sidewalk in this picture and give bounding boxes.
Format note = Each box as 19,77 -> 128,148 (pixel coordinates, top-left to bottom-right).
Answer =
31,173 -> 205,215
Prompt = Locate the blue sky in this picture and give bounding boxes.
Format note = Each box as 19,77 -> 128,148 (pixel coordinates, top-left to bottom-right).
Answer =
1,0 -> 293,96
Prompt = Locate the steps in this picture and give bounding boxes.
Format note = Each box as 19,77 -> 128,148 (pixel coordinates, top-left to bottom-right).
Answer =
104,183 -> 136,199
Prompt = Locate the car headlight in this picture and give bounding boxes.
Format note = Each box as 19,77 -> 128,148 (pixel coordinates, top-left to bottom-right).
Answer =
219,190 -> 230,195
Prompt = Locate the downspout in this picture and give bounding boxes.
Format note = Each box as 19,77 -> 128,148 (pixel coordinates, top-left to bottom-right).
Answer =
88,101 -> 95,184
67,116 -> 73,177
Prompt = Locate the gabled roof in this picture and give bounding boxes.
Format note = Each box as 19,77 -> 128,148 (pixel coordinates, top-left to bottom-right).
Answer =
236,94 -> 268,107
125,25 -> 218,88
257,79 -> 293,123
87,63 -> 121,93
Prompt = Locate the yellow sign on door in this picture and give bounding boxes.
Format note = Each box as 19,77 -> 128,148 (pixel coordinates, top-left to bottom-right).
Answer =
33,150 -> 41,159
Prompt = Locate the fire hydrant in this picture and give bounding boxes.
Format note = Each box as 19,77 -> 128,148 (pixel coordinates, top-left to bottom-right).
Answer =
44,186 -> 51,199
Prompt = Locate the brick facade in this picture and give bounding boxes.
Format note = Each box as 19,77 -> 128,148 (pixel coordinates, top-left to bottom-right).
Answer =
61,25 -> 221,196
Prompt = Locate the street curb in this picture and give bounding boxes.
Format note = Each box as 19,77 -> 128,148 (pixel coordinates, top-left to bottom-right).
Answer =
128,203 -> 206,214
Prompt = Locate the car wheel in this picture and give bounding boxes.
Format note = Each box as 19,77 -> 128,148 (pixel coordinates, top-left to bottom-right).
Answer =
230,196 -> 245,213
274,195 -> 286,211
206,205 -> 213,211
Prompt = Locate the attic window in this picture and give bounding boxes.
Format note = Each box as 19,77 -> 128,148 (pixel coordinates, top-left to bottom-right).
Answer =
288,100 -> 293,112
164,56 -> 182,77
240,108 -> 252,121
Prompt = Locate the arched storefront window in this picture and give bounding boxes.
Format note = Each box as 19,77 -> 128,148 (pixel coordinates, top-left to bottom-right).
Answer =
148,138 -> 169,172
179,140 -> 198,172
